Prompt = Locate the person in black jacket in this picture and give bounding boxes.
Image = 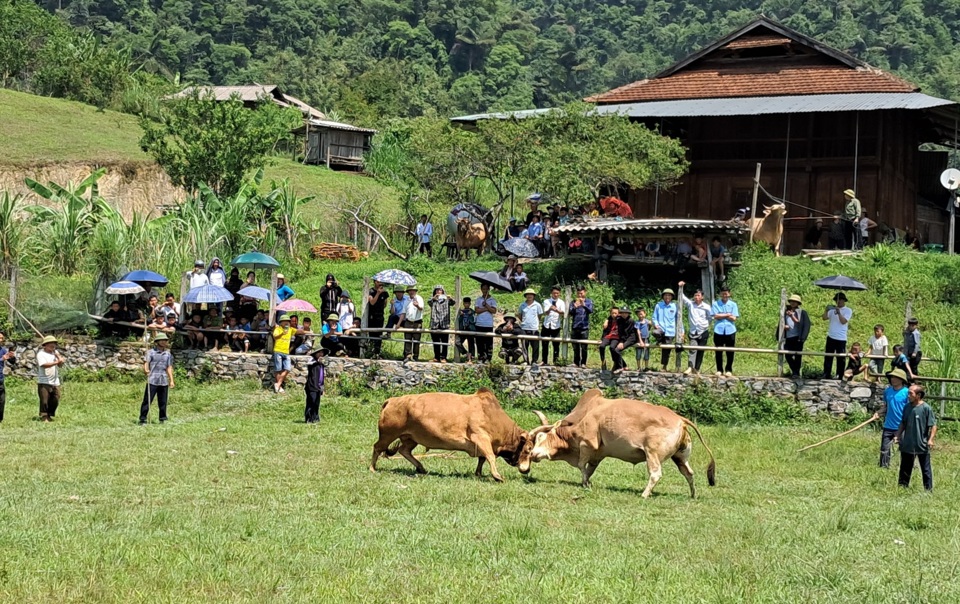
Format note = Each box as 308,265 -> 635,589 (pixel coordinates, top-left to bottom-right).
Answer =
304,348 -> 326,424
612,307 -> 638,373
366,280 -> 390,358
318,274 -> 342,319
780,294 -> 811,378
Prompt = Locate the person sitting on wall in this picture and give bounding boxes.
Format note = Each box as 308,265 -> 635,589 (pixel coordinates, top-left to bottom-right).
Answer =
509,263 -> 529,291
320,313 -> 346,357
344,317 -> 363,358
101,301 -> 129,338
495,313 -> 526,365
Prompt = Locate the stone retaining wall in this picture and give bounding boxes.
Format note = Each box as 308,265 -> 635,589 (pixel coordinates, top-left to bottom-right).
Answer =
5,339 -> 879,416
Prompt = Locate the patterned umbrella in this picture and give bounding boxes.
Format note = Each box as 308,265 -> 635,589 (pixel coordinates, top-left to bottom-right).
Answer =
230,252 -> 280,270
105,281 -> 145,295
184,284 -> 235,304
276,299 -> 318,313
237,285 -> 272,301
121,270 -> 169,287
814,275 -> 867,291
469,270 -> 513,292
501,237 -> 539,258
372,269 -> 417,286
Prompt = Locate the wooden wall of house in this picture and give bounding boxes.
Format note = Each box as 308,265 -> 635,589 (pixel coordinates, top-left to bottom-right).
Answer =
626,110 -> 939,253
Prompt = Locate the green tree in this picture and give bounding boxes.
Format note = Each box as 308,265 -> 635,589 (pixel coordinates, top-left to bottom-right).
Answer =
139,89 -> 300,196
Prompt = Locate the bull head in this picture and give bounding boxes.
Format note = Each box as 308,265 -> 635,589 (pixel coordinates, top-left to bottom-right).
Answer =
516,411 -> 553,474
456,217 -> 470,234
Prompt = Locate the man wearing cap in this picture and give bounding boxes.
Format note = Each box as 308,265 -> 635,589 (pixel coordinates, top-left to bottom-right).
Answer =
822,292 -> 853,380
652,288 -> 678,371
570,285 -> 593,368
189,260 -> 209,289
678,281 -> 713,375
36,335 -> 65,422
386,285 -> 408,339
140,332 -> 174,424
781,294 -> 811,378
275,274 -> 295,302
903,317 -> 922,375
271,314 -> 304,393
318,274 -> 342,320
541,286 -> 566,365
842,189 -> 862,250
304,348 -> 326,424
878,367 -> 910,468
518,288 -> 544,365
398,285 -> 425,361
367,280 -> 390,359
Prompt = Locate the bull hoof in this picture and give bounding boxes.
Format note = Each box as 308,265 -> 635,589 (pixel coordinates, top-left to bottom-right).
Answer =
492,474 -> 504,483
415,467 -> 427,474
369,466 -> 377,473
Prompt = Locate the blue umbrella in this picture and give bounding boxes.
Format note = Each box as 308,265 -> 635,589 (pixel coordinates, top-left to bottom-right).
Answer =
121,270 -> 169,287
105,281 -> 145,295
501,237 -> 539,258
230,252 -> 280,270
184,284 -> 235,304
237,285 -> 272,301
372,269 -> 417,286
814,275 -> 867,291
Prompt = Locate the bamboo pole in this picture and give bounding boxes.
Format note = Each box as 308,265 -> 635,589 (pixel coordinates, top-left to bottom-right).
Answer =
454,276 -> 462,363
798,414 -> 878,452
777,288 -> 787,376
268,270 -> 278,326
749,163 -> 762,243
674,285 -> 683,372
360,277 -> 370,359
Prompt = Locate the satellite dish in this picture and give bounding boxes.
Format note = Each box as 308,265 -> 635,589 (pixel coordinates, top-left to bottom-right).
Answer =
941,168 -> 960,191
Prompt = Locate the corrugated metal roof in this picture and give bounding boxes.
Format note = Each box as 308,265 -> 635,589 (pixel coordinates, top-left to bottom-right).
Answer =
303,118 -> 377,134
553,218 -> 748,235
451,93 -> 956,123
169,85 -> 278,102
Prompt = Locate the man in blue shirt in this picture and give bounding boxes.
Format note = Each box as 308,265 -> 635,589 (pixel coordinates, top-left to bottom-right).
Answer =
570,285 -> 594,368
879,368 -> 910,468
711,286 -> 740,377
386,285 -> 408,334
276,274 -> 295,302
526,215 -> 545,256
652,288 -> 678,371
518,288 -> 544,365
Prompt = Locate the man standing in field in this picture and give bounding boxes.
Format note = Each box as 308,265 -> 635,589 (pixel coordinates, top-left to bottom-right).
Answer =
678,281 -> 712,375
897,384 -> 937,491
781,294 -> 810,378
842,189 -> 862,250
0,331 -> 14,422
272,314 -> 302,393
415,215 -> 433,257
878,368 -> 910,469
141,332 -> 174,425
36,335 -> 65,422
903,317 -> 922,375
711,286 -> 739,377
652,288 -> 678,371
822,292 -> 852,380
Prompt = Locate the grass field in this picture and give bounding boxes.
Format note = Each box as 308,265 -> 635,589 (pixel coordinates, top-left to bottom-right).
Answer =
0,377 -> 957,603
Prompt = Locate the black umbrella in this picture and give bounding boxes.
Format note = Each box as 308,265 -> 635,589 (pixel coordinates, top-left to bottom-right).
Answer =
814,275 -> 867,291
469,271 -> 513,292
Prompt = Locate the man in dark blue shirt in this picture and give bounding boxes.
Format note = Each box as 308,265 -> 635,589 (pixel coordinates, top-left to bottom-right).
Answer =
0,330 -> 14,422
570,285 -> 594,368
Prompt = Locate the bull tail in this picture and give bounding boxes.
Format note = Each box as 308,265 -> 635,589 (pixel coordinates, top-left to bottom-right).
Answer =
384,440 -> 402,457
682,419 -> 716,487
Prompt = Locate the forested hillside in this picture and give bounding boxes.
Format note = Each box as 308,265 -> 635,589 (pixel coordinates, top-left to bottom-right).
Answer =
15,0 -> 960,123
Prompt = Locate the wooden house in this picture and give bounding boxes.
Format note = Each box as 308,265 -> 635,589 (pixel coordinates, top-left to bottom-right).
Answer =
454,18 -> 960,254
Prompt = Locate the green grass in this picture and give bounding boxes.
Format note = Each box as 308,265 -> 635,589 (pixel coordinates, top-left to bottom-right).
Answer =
0,377 -> 957,602
0,89 -> 148,164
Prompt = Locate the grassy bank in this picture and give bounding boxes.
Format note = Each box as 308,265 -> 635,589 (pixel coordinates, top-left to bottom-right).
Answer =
0,378 -> 957,603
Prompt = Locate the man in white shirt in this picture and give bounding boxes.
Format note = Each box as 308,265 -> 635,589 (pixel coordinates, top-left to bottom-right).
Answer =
540,286 -> 566,365
398,285 -> 425,361
822,292 -> 853,379
415,215 -> 433,257
36,335 -> 65,422
189,260 -> 210,289
678,281 -> 713,375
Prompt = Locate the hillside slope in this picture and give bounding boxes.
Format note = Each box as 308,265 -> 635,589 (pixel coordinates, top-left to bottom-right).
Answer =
0,89 -> 397,217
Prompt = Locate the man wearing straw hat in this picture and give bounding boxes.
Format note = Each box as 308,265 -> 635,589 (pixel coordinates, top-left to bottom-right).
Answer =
36,335 -> 65,422
781,294 -> 811,378
141,332 -> 174,425
878,367 -> 911,469
842,189 -> 862,250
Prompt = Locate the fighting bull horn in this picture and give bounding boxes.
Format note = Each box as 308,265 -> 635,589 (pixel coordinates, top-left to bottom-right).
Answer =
533,410 -> 550,426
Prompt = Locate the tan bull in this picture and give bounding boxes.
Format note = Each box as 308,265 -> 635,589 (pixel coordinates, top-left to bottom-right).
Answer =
525,389 -> 716,498
455,218 -> 487,259
370,388 -> 534,482
750,203 -> 787,256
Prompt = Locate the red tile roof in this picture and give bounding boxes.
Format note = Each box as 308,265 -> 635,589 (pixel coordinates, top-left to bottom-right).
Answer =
587,63 -> 917,104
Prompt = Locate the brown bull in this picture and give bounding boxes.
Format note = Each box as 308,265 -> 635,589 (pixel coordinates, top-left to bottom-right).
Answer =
455,218 -> 487,259
526,389 -> 716,498
370,388 -> 535,482
749,203 -> 787,256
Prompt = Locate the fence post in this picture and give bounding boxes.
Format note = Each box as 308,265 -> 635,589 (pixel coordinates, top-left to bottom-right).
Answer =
454,276 -> 462,363
562,285 -> 572,363
674,283 -> 683,372
749,162 -> 762,242
268,270 -> 278,326
777,288 -> 787,376
360,276 -> 370,359
941,382 -> 947,416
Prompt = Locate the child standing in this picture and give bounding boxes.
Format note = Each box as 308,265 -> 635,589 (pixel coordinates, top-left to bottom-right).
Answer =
896,384 -> 937,491
867,324 -> 888,377
634,306 -> 652,371
903,317 -> 922,375
304,348 -> 326,424
455,297 -> 476,362
890,344 -> 915,381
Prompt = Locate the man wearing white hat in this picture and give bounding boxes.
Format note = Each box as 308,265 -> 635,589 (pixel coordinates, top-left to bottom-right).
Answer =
36,335 -> 65,422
